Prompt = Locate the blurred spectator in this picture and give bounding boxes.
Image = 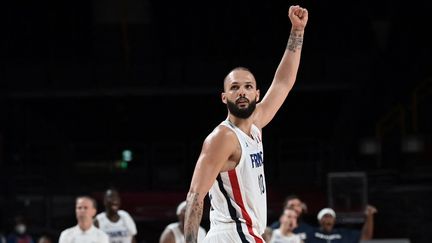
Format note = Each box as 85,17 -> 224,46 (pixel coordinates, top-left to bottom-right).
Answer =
37,235 -> 52,243
58,196 -> 109,243
159,201 -> 206,243
309,205 -> 377,243
269,207 -> 303,243
94,188 -> 137,243
262,227 -> 273,242
0,232 -> 5,243
6,215 -> 34,243
270,195 -> 314,241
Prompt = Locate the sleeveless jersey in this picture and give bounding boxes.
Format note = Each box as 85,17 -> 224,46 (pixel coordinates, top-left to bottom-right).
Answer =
165,222 -> 207,243
95,210 -> 137,243
207,120 -> 266,241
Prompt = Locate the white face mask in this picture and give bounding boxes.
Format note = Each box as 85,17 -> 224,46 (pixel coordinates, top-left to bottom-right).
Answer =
15,224 -> 26,234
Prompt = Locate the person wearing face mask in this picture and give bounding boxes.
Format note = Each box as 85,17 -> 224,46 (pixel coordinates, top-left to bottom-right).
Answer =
6,215 -> 34,243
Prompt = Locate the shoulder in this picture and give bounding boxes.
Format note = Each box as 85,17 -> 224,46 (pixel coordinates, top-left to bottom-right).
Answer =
118,210 -> 132,218
213,123 -> 236,136
60,226 -> 77,237
166,222 -> 178,230
160,224 -> 176,242
95,212 -> 105,220
206,124 -> 237,143
272,229 -> 281,235
207,125 -> 240,152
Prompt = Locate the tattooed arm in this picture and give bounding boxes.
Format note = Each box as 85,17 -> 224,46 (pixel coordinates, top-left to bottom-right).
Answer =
184,126 -> 239,243
254,5 -> 309,129
184,192 -> 203,243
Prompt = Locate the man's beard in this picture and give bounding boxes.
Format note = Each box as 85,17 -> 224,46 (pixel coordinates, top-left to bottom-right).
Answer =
226,98 -> 256,119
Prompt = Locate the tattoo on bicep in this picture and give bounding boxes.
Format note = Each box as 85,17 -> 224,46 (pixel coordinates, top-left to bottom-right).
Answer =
185,192 -> 203,243
287,31 -> 304,52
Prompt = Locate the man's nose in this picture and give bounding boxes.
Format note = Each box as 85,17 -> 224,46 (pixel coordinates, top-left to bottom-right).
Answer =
237,87 -> 246,96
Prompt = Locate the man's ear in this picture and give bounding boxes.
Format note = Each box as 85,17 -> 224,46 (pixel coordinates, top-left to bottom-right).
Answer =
256,89 -> 260,102
221,92 -> 227,104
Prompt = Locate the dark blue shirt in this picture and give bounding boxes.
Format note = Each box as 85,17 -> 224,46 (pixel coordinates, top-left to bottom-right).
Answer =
309,228 -> 361,243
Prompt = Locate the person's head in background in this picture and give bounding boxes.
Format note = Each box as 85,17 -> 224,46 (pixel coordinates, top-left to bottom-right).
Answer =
283,194 -> 307,219
103,188 -> 121,216
13,215 -> 29,236
279,207 -> 298,234
317,208 -> 336,233
75,196 -> 97,229
37,235 -> 53,243
176,201 -> 187,231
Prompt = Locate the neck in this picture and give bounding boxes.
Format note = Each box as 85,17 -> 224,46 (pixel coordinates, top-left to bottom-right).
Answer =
78,221 -> 93,232
227,115 -> 254,135
279,227 -> 293,236
107,211 -> 120,222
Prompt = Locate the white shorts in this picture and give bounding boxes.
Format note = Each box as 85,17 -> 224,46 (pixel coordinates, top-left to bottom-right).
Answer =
203,222 -> 265,243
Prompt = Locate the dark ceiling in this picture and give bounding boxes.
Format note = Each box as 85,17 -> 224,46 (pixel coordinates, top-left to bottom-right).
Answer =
1,0 -> 431,183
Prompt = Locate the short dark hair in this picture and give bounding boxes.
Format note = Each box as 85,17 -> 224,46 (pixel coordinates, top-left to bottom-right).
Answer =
104,187 -> 120,199
223,66 -> 254,90
282,194 -> 301,208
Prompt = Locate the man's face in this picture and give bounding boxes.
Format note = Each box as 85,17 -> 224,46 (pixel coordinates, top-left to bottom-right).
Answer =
76,198 -> 96,222
280,208 -> 298,231
320,214 -> 335,232
222,70 -> 259,119
104,194 -> 121,214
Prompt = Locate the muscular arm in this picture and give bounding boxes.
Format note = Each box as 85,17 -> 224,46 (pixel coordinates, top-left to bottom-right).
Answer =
184,192 -> 204,243
255,5 -> 308,128
184,126 -> 238,243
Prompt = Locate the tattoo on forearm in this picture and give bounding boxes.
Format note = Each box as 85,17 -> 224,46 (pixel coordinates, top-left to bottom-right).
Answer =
184,192 -> 203,243
287,31 -> 304,52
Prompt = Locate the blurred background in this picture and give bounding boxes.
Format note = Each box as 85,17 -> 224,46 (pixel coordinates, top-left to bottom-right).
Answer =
1,0 -> 431,242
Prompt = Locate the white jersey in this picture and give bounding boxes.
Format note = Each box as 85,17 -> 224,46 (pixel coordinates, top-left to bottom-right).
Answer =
165,222 -> 206,243
95,210 -> 137,243
59,225 -> 109,243
269,229 -> 302,243
207,120 -> 266,241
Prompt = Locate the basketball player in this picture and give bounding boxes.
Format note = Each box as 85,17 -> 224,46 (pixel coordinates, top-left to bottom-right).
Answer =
94,188 -> 138,243
184,5 -> 309,243
159,201 -> 207,243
